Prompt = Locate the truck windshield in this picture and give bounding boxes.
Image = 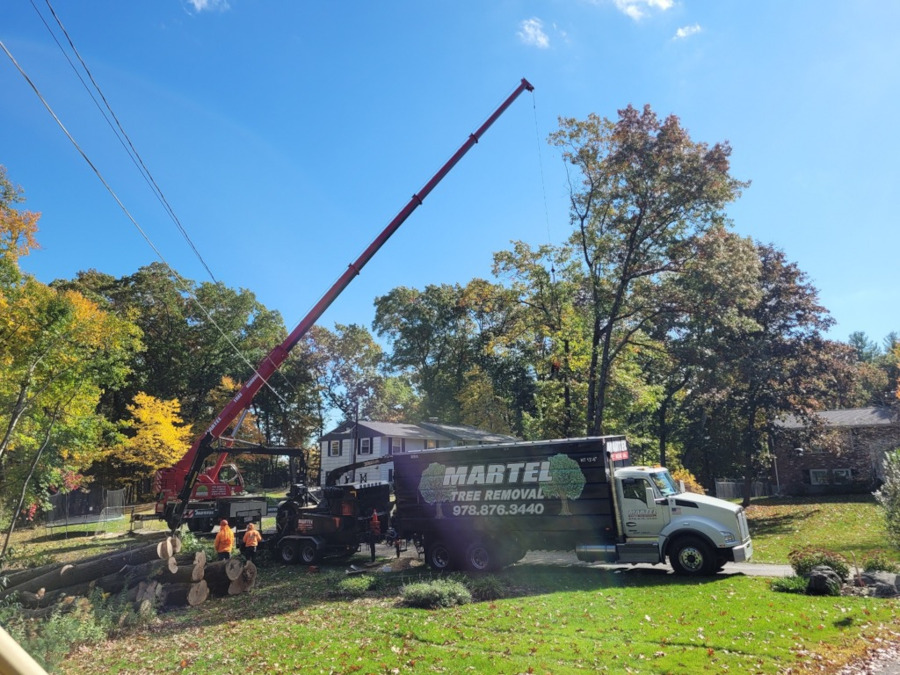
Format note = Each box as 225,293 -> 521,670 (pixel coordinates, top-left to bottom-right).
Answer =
649,471 -> 680,496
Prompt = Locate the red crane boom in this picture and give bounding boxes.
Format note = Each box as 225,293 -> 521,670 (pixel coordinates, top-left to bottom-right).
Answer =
163,78 -> 534,529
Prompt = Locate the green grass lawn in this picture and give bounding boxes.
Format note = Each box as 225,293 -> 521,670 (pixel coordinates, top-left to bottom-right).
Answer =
52,562 -> 898,675
3,495 -> 899,674
745,494 -> 898,565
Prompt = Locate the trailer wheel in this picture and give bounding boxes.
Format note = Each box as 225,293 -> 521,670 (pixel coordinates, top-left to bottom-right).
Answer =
669,536 -> 715,576
299,541 -> 320,565
463,541 -> 493,572
280,541 -> 300,564
425,540 -> 454,571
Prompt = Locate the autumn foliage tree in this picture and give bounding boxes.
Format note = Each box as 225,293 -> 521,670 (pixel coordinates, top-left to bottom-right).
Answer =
113,392 -> 192,482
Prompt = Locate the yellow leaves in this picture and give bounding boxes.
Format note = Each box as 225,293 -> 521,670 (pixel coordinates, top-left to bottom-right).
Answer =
118,392 -> 192,476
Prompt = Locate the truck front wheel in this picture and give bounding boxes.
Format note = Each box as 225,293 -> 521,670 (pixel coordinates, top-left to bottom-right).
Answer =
425,540 -> 454,571
669,537 -> 715,576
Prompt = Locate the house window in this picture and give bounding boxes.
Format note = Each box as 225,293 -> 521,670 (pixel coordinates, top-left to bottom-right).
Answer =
391,438 -> 402,455
387,469 -> 394,483
809,469 -> 829,486
833,468 -> 852,484
329,440 -> 341,457
359,438 -> 372,455
425,439 -> 437,449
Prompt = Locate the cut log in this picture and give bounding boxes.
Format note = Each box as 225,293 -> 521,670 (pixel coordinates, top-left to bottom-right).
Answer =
227,561 -> 258,595
160,562 -> 205,584
0,542 -> 166,600
161,580 -> 208,608
204,559 -> 243,596
174,550 -> 206,567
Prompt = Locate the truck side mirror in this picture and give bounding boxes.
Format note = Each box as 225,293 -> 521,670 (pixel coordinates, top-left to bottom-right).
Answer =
646,487 -> 658,505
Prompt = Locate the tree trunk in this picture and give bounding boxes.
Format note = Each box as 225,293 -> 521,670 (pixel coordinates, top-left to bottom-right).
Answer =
160,562 -> 204,584
227,561 -> 257,595
204,559 -> 244,596
0,541 -> 165,600
161,580 -> 208,608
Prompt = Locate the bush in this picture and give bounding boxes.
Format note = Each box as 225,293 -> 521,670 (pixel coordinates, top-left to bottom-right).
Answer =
875,448 -> 900,548
400,579 -> 472,609
788,547 -> 850,581
770,575 -> 809,594
331,574 -> 377,598
671,468 -> 705,495
464,574 -> 507,601
861,550 -> 900,573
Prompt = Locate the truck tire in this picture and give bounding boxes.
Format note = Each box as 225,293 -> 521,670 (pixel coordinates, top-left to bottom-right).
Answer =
463,541 -> 493,572
299,541 -> 320,565
280,541 -> 300,564
425,540 -> 454,571
669,536 -> 715,576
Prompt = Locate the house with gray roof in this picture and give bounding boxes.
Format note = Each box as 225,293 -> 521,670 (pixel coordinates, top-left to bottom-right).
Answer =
772,406 -> 900,495
318,421 -> 518,485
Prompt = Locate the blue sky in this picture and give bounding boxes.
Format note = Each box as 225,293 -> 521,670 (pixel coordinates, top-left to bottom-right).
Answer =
2,0 -> 898,348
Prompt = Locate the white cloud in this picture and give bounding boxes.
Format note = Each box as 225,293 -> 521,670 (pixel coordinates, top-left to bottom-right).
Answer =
613,0 -> 674,21
185,0 -> 230,13
518,18 -> 550,49
674,24 -> 702,40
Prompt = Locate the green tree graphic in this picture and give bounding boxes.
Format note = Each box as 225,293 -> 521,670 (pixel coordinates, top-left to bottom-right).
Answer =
541,453 -> 586,516
418,462 -> 452,518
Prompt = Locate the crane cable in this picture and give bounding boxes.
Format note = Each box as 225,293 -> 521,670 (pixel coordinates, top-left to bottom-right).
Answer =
0,34 -> 292,409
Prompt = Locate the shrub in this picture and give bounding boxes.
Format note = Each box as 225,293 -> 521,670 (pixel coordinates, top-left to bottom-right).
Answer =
400,579 -> 472,609
671,468 -> 705,495
331,574 -> 377,598
770,575 -> 809,594
465,574 -> 507,601
861,550 -> 900,573
788,547 -> 850,581
875,448 -> 900,548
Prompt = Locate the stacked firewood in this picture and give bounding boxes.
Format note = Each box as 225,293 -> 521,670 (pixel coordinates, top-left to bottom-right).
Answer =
0,536 -> 257,617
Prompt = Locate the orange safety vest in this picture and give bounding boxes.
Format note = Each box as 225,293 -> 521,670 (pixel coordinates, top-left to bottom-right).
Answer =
243,528 -> 263,548
370,510 -> 381,535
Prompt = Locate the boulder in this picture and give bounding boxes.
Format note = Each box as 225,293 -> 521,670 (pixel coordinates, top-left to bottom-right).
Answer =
806,565 -> 842,596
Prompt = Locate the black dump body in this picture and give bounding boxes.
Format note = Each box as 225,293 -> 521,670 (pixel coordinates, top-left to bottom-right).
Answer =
392,436 -> 629,563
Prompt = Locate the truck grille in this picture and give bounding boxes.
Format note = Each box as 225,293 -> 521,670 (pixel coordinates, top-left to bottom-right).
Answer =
737,508 -> 750,540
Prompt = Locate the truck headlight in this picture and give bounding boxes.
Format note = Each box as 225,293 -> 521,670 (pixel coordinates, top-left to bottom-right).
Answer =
720,531 -> 736,543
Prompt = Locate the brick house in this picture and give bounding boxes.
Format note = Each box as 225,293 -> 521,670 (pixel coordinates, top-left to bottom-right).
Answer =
318,421 -> 518,486
772,407 -> 900,495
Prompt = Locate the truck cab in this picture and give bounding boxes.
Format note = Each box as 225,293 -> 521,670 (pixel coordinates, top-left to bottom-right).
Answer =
583,465 -> 753,575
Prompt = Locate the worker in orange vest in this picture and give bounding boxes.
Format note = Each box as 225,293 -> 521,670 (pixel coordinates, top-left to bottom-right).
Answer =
242,522 -> 263,562
214,519 -> 235,560
368,509 -> 381,562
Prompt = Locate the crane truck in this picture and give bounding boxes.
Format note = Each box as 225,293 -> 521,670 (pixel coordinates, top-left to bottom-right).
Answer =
152,79 -> 535,534
268,435 -> 752,576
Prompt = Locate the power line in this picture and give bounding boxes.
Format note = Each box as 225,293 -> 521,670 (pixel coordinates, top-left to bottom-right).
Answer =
33,0 -> 220,285
0,33 -> 292,408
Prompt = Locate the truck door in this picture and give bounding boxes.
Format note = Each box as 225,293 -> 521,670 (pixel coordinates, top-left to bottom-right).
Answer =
618,478 -> 669,538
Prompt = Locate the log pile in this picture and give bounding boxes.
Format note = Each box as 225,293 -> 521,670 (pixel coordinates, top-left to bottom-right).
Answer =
0,537 -> 257,617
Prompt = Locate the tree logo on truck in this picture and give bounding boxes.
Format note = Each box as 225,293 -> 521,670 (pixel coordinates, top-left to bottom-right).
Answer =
418,462 -> 452,518
541,454 -> 586,515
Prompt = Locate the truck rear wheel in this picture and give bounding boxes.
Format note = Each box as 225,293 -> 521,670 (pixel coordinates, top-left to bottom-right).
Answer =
669,536 -> 715,576
299,541 -> 320,565
280,541 -> 300,564
425,540 -> 454,571
463,541 -> 493,572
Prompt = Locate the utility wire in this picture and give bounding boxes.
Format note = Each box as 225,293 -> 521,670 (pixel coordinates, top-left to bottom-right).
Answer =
34,0 -> 219,285
0,35 -> 291,408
